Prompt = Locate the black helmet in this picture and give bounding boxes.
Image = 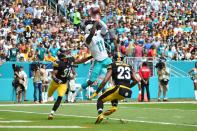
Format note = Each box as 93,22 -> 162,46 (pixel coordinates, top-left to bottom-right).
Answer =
113,52 -> 123,61
59,53 -> 68,60
59,53 -> 75,64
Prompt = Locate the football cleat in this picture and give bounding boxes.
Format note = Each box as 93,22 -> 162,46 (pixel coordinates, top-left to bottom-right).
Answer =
48,114 -> 54,120
95,114 -> 104,124
103,106 -> 117,116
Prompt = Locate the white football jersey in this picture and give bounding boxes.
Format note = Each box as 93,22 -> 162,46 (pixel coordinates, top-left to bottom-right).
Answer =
85,30 -> 108,61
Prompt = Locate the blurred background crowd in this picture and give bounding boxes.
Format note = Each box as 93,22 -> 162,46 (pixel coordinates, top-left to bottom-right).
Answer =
0,0 -> 196,63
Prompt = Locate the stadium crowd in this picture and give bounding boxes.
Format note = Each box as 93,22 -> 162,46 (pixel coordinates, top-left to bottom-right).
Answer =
0,0 -> 196,63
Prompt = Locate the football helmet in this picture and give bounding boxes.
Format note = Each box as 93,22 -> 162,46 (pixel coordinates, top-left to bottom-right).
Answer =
113,52 -> 124,61
85,24 -> 93,34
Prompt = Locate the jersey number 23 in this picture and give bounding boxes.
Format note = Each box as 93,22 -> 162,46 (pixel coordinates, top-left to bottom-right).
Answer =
117,66 -> 131,80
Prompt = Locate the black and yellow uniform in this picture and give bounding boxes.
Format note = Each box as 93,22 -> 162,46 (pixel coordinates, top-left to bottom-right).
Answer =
48,60 -> 74,120
94,60 -> 137,124
48,61 -> 72,97
98,61 -> 133,105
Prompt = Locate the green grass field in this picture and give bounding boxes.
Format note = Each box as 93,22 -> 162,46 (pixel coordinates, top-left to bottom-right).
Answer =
0,101 -> 197,131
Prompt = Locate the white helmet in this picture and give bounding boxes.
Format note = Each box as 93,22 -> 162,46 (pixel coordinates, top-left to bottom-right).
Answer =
85,24 -> 93,34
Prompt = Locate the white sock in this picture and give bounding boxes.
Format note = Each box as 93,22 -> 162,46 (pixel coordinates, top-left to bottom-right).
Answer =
71,92 -> 76,103
98,108 -> 103,114
195,90 -> 197,100
71,93 -> 75,103
50,110 -> 54,115
68,92 -> 72,102
71,87 -> 82,102
42,92 -> 44,101
44,92 -> 48,102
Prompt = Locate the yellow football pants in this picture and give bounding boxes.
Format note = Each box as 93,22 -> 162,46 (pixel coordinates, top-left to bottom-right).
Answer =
48,80 -> 68,97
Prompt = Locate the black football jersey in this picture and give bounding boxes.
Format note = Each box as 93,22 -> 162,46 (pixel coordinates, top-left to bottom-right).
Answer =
110,61 -> 133,87
53,61 -> 72,83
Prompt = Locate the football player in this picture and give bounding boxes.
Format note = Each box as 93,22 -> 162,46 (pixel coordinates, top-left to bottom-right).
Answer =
71,11 -> 112,101
90,52 -> 138,124
47,55 -> 75,120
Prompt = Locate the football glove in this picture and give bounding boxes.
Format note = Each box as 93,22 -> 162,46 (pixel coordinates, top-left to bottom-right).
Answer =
89,92 -> 98,100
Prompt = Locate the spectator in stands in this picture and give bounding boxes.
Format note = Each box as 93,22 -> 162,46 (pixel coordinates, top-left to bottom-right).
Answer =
45,52 -> 57,62
35,43 -> 46,61
8,43 -> 19,61
0,0 -> 196,63
147,45 -> 157,59
133,41 -> 144,71
27,49 -> 35,62
73,8 -> 81,29
49,44 -> 59,58
188,62 -> 197,100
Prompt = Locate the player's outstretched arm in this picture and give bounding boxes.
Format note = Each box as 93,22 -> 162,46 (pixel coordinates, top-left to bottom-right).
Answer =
99,19 -> 108,35
86,21 -> 99,44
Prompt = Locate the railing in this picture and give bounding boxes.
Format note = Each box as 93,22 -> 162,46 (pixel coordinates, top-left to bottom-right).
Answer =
166,62 -> 189,77
125,57 -> 190,77
125,57 -> 158,76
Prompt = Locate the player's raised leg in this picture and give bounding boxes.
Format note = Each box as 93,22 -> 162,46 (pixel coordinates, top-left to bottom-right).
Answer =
103,100 -> 118,116
95,98 -> 105,124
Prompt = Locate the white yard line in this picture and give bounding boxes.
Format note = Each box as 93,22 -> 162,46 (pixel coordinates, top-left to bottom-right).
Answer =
0,109 -> 197,128
108,117 -> 197,127
0,101 -> 196,107
0,120 -> 32,123
1,102 -> 197,112
120,106 -> 197,112
0,126 -> 85,128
